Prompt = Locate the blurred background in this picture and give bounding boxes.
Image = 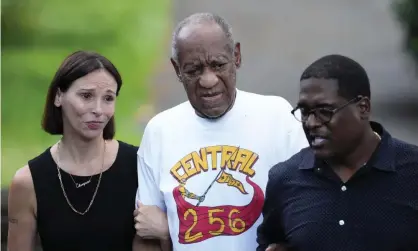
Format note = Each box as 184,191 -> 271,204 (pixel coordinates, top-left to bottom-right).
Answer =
1,0 -> 417,248
151,0 -> 418,145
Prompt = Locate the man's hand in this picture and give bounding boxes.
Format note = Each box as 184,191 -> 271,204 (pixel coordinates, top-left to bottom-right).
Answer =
134,201 -> 170,240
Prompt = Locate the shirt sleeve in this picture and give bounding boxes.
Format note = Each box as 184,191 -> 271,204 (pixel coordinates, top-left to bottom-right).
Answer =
256,166 -> 287,251
135,122 -> 166,211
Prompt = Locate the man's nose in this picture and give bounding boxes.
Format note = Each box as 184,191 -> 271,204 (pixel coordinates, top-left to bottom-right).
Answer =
304,113 -> 322,129
199,68 -> 219,89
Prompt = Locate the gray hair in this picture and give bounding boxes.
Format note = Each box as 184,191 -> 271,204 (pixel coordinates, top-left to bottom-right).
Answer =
171,13 -> 235,63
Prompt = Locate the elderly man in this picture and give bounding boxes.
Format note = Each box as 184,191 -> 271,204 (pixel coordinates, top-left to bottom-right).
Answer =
257,54 -> 418,251
133,13 -> 307,251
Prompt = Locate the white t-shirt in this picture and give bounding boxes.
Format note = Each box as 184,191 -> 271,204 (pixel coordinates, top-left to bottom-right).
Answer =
136,89 -> 308,251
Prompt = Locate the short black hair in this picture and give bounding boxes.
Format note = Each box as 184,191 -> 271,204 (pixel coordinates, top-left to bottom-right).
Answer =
42,50 -> 122,139
300,54 -> 371,100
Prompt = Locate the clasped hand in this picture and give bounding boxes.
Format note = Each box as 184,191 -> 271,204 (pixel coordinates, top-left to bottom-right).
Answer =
133,201 -> 170,240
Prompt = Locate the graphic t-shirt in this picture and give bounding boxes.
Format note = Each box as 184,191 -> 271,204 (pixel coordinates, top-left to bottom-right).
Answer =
136,89 -> 308,251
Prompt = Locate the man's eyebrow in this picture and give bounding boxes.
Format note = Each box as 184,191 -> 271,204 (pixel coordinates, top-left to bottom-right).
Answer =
183,62 -> 200,68
211,55 -> 229,61
296,102 -> 336,108
316,102 -> 337,108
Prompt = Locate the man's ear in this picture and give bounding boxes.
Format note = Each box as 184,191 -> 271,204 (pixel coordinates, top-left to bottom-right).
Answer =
358,96 -> 371,120
233,42 -> 241,68
170,58 -> 182,81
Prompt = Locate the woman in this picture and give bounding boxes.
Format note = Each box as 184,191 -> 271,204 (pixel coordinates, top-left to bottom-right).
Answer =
7,51 -> 161,251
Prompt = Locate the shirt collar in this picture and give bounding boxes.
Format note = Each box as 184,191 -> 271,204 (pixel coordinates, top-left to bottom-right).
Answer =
299,121 -> 396,172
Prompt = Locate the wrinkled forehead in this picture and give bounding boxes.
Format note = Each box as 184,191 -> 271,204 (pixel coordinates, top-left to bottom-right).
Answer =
298,78 -> 342,107
70,70 -> 118,92
177,23 -> 232,63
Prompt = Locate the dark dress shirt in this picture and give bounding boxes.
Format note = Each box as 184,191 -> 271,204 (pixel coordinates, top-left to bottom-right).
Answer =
257,122 -> 418,251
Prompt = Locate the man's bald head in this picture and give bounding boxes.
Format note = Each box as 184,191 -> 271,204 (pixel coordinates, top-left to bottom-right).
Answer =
171,13 -> 235,63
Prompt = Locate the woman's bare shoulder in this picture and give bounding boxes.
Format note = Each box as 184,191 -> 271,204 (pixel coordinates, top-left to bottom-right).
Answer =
10,165 -> 34,191
9,165 -> 36,211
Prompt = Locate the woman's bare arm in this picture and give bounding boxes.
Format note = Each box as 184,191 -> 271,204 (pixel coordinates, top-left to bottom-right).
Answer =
8,165 -> 37,251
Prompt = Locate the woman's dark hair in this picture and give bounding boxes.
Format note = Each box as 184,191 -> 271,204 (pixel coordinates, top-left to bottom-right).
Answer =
41,50 -> 123,139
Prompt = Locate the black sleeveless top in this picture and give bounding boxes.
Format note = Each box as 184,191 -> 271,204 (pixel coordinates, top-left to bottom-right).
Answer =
28,141 -> 138,251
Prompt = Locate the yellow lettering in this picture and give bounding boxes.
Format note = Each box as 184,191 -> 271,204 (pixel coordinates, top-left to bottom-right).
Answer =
228,209 -> 246,233
206,145 -> 222,170
182,207 -> 248,241
171,146 -> 259,184
220,145 -> 238,169
208,208 -> 225,236
240,152 -> 258,177
232,148 -> 253,171
184,209 -> 203,242
217,172 -> 229,183
170,162 -> 188,183
191,148 -> 208,173
180,154 -> 197,177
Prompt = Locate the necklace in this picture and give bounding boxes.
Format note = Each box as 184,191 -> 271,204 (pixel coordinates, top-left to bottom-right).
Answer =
68,165 -> 94,188
56,140 -> 106,215
57,141 -> 95,188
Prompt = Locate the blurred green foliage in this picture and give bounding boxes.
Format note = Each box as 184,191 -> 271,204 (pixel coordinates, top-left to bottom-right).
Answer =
1,0 -> 171,185
393,0 -> 418,65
